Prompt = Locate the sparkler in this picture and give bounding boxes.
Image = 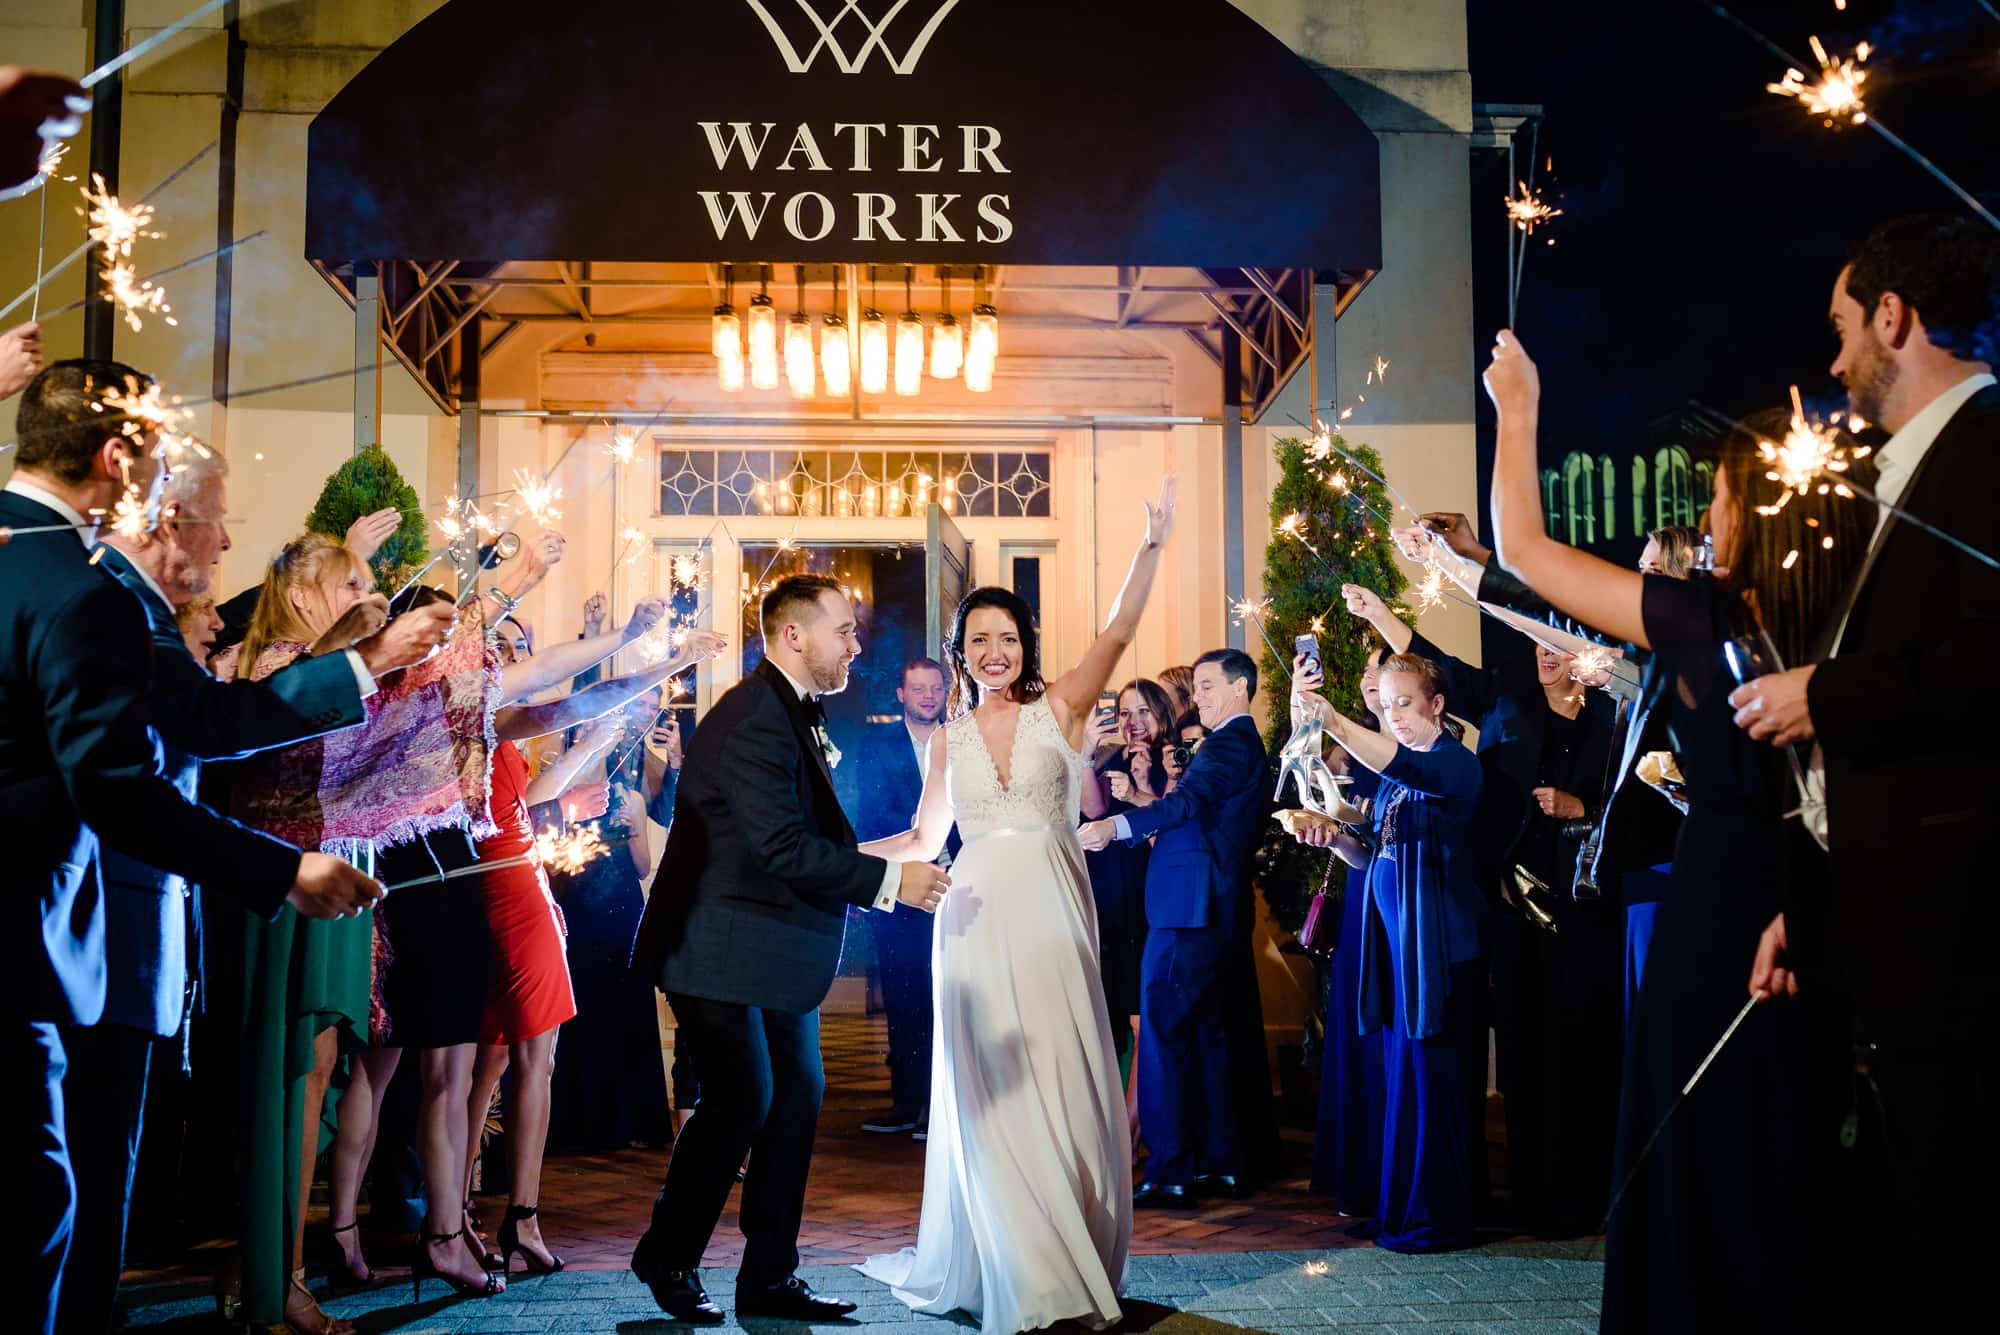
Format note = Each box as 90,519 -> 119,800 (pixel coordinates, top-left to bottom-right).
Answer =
1407,561 -> 1449,613
535,822 -> 610,875
93,376 -> 203,462
39,230 -> 267,324
511,469 -> 564,525
1504,180 -> 1563,234
1765,34 -> 1869,126
606,427 -> 641,465
1570,643 -> 1619,684
29,143 -> 75,322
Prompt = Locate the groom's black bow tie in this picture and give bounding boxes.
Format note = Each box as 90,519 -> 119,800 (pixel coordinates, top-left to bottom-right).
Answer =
801,693 -> 827,726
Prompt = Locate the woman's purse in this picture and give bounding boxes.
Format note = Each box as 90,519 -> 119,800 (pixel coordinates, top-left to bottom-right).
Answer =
1297,852 -> 1342,957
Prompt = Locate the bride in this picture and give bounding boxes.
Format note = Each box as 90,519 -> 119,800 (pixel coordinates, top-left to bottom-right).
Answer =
856,477 -> 1178,1334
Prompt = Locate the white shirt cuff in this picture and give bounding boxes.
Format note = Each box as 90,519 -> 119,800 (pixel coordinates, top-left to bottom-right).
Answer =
343,648 -> 378,700
1112,814 -> 1133,841
873,860 -> 899,912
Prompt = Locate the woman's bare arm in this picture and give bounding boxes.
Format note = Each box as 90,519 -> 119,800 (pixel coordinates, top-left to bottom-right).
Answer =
1046,477 -> 1178,743
858,727 -> 955,863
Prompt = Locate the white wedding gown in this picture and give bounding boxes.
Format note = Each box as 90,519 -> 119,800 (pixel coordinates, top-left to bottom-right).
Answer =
858,696 -> 1133,1333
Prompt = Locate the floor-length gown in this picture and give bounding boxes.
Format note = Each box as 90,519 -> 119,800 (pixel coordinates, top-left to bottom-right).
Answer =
859,696 -> 1132,1334
1311,768 -> 1384,1220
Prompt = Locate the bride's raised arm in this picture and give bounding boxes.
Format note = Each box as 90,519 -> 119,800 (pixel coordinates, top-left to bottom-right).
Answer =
858,727 -> 954,864
1046,476 -> 1179,745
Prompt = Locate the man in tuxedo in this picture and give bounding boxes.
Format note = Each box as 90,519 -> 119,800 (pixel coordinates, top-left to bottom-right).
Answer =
851,656 -> 955,1137
2,360 -> 382,1335
1732,215 -> 1999,1311
55,449 -> 450,1335
629,575 -> 951,1323
1079,648 -> 1268,1207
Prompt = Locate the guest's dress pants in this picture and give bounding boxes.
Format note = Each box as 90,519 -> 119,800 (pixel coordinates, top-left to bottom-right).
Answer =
874,906 -> 935,1117
1137,927 -> 1239,1186
639,994 -> 823,1285
22,1021 -> 73,1335
51,1021 -> 155,1335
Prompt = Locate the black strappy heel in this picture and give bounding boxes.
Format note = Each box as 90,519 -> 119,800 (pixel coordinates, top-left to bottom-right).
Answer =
322,1221 -> 375,1290
498,1204 -> 565,1275
412,1228 -> 505,1300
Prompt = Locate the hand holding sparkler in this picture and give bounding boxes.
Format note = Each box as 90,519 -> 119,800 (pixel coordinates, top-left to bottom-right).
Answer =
1727,664 -> 1817,747
352,599 -> 458,678
1481,328 -> 1541,416
581,592 -> 608,637
0,66 -> 85,191
1340,582 -> 1391,624
559,781 -> 611,825
1749,913 -> 1800,1001
1416,512 -> 1493,564
309,593 -> 391,657
0,321 -> 43,399
522,529 -> 566,570
620,595 -> 671,644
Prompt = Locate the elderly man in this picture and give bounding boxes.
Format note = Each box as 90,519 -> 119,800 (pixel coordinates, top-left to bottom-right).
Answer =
0,359 -> 395,1335
52,448 -> 451,1335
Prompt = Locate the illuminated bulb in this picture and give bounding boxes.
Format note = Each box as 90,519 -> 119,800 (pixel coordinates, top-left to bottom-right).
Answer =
931,313 -> 962,379
860,308 -> 889,394
717,344 -> 745,393
747,294 -> 779,389
820,314 -> 851,396
895,311 -> 924,396
964,303 -> 999,393
784,313 -> 816,398
711,304 -> 740,359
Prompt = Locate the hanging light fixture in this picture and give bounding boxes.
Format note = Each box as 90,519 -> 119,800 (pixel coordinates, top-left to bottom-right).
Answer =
747,263 -> 780,390
964,264 -> 999,393
895,266 -> 924,397
718,343 -> 746,393
860,265 -> 889,394
821,265 -> 851,397
712,262 -> 741,370
785,264 -> 816,398
930,265 -> 962,380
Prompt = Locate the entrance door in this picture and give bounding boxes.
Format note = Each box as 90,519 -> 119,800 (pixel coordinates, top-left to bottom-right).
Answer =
925,503 -> 970,663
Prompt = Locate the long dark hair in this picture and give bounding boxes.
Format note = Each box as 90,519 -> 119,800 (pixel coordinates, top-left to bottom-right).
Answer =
946,586 -> 1045,712
1713,407 -> 1872,667
1100,677 -> 1176,788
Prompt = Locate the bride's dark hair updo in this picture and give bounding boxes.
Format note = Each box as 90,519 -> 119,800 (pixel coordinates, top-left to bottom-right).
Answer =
946,586 -> 1046,712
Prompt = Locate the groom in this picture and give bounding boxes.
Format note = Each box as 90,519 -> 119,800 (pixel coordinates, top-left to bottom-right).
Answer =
630,574 -> 951,1323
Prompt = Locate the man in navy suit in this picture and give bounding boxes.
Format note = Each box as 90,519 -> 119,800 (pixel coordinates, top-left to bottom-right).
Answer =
850,656 -> 955,1137
54,448 -> 450,1335
2,360 -> 387,1335
1079,648 -> 1269,1207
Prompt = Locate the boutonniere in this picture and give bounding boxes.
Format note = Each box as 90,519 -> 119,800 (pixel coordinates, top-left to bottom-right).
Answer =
814,723 -> 842,770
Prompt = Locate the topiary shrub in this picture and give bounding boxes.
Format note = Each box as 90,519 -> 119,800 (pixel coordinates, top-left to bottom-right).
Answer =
303,444 -> 428,590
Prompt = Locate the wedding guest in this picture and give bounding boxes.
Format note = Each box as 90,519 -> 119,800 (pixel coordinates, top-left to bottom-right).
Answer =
57,453 -> 444,1335
1157,664 -> 1196,721
1485,330 -> 1866,1327
176,594 -> 223,660
1159,711 -> 1207,793
1079,651 -> 1267,1207
4,361 -> 381,1335
1303,644 -> 1388,1222
1078,678 -> 1175,1093
1735,214 -> 2000,1324
851,658 -> 954,1138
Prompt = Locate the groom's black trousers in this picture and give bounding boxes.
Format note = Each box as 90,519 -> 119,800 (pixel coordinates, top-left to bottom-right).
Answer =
641,994 -> 823,1285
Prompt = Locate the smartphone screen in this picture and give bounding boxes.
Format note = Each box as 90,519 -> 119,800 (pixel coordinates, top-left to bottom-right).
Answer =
1295,633 -> 1322,678
1097,690 -> 1117,721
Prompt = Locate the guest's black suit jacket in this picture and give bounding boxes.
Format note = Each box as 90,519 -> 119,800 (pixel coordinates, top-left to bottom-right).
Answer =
631,658 -> 890,1014
0,490 -> 301,1027
1807,382 -> 2000,1028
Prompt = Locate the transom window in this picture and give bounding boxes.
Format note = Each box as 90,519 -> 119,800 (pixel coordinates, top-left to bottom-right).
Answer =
657,447 -> 1054,518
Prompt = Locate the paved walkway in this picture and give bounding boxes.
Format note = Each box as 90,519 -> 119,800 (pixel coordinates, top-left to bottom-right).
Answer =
122,1245 -> 1606,1332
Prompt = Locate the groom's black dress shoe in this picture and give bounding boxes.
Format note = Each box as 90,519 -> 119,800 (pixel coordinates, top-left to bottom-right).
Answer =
1132,1182 -> 1195,1209
632,1257 -> 725,1324
736,1275 -> 859,1320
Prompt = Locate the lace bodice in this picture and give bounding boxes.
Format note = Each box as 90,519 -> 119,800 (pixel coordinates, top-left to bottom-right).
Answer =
944,696 -> 1087,836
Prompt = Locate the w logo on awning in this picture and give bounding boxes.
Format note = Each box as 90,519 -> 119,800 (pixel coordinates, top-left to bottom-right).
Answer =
743,0 -> 962,75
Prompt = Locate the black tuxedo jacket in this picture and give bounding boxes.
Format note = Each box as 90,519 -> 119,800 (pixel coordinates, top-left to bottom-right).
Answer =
631,659 -> 890,1014
1807,382 -> 2000,1027
0,490 -> 302,1026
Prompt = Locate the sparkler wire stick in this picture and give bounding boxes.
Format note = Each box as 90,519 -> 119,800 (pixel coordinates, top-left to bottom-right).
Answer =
32,167 -> 51,321
1225,594 -> 1292,682
0,139 -> 218,325
1702,3 -> 2000,233
79,0 -> 232,89
377,836 -> 629,894
1601,995 -> 1762,1231
35,230 -> 267,322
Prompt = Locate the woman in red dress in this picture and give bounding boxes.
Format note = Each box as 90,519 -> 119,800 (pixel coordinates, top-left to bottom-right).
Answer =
465,625 -> 727,1274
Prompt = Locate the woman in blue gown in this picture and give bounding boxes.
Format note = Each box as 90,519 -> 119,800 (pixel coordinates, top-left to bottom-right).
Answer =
1294,650 -> 1488,1253
1307,645 -> 1387,1222
1483,332 -> 1868,1329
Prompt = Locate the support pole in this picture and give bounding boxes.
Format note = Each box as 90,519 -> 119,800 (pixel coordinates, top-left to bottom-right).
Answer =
456,320 -> 482,598
1222,326 -> 1246,653
1308,280 -> 1339,422
353,264 -> 381,454
82,0 -> 127,361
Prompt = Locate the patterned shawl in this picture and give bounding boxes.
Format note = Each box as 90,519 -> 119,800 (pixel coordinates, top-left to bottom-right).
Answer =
211,603 -> 500,852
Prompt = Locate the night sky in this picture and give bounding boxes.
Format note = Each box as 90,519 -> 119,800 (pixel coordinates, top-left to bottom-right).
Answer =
1463,0 -> 1999,560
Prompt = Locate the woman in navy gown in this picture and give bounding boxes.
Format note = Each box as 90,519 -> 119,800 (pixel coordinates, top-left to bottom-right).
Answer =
1306,644 -> 1387,1222
1483,331 -> 1867,1328
1294,651 -> 1488,1252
